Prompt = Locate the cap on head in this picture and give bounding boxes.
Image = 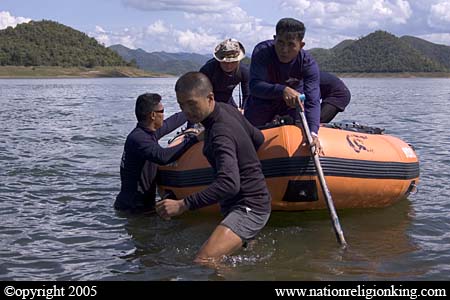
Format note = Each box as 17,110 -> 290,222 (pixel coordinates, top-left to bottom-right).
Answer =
213,39 -> 245,63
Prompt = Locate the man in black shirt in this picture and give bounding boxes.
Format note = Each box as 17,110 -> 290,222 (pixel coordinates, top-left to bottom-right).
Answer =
156,72 -> 271,264
114,93 -> 199,213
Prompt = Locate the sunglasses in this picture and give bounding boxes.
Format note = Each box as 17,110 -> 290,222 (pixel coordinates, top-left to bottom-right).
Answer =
153,108 -> 164,114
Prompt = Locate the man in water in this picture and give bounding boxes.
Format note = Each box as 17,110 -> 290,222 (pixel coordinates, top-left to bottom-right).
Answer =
114,93 -> 200,212
156,72 -> 271,264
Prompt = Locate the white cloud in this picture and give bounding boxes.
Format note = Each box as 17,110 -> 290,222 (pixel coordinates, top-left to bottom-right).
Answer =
117,1 -> 276,53
92,0 -> 449,54
122,0 -> 238,13
95,25 -> 106,33
183,7 -> 274,53
279,0 -> 412,30
90,26 -> 140,48
89,4 -> 275,54
395,0 -> 413,23
174,29 -> 220,52
95,34 -> 110,45
0,11 -> 31,30
119,35 -> 138,49
146,20 -> 169,35
418,33 -> 450,46
305,32 -> 355,49
280,0 -> 311,11
90,22 -> 215,52
428,1 -> 450,29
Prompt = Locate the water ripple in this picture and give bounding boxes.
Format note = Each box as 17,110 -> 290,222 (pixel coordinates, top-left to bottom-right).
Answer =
1,77 -> 449,280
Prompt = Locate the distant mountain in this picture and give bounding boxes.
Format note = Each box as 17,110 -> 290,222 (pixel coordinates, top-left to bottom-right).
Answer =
331,39 -> 355,52
109,44 -> 211,75
309,31 -> 449,73
400,35 -> 450,69
0,20 -> 127,67
307,48 -> 333,67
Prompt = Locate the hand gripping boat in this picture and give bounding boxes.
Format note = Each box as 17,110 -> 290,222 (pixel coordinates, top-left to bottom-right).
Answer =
157,121 -> 419,211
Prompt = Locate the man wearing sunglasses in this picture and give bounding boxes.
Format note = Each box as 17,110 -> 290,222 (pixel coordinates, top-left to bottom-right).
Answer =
114,93 -> 200,212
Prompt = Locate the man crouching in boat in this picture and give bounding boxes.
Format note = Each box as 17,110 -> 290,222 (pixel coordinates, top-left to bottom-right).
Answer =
114,93 -> 200,213
244,17 -> 321,154
319,71 -> 351,123
156,72 -> 271,265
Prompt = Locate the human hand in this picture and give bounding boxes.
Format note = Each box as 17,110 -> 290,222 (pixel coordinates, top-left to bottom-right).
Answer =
183,127 -> 204,142
155,199 -> 188,220
310,134 -> 323,156
195,129 -> 205,141
283,86 -> 302,108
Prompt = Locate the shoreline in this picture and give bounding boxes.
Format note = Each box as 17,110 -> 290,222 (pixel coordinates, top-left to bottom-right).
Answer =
335,72 -> 450,78
0,66 -> 171,79
1,66 -> 450,79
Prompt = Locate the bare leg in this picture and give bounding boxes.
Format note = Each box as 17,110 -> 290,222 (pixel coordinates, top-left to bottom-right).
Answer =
194,225 -> 243,265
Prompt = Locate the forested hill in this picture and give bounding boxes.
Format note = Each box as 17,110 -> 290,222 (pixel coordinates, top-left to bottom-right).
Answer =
309,31 -> 449,73
0,20 -> 128,67
400,35 -> 450,70
7,20 -> 447,74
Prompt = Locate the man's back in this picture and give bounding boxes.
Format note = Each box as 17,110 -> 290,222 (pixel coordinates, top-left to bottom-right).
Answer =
185,102 -> 271,215
116,126 -> 158,210
157,71 -> 271,262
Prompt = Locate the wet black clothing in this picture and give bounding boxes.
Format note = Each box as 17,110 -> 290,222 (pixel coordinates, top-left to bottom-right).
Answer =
200,59 -> 249,108
320,71 -> 351,112
115,112 -> 197,212
184,102 -> 271,216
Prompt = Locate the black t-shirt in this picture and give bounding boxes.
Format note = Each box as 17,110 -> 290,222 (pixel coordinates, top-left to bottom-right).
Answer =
115,112 -> 197,211
184,102 -> 271,215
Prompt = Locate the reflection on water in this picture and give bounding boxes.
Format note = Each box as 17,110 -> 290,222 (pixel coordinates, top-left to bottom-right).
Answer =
113,198 -> 418,280
1,78 -> 449,280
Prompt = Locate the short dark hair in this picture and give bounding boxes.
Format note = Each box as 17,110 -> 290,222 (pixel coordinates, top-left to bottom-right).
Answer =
175,72 -> 213,97
276,18 -> 305,41
135,93 -> 161,122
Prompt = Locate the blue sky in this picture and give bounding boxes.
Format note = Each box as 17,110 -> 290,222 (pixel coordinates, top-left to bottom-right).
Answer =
1,0 -> 450,54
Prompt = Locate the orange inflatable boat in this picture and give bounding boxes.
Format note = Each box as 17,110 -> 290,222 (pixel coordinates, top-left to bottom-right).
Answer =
158,121 -> 419,211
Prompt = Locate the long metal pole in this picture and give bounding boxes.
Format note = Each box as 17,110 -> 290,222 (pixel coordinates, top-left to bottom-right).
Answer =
297,96 -> 347,247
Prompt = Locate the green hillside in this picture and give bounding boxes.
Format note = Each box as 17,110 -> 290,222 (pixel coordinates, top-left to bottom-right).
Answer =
400,35 -> 450,69
0,20 -> 128,67
309,31 -> 448,73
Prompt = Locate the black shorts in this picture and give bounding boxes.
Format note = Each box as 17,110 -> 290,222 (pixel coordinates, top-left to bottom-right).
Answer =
221,206 -> 270,242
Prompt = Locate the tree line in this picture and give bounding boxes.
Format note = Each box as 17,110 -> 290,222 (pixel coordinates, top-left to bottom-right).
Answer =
309,31 -> 448,73
0,20 -> 130,67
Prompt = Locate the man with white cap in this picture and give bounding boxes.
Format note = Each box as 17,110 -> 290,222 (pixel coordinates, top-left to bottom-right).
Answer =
199,38 -> 249,109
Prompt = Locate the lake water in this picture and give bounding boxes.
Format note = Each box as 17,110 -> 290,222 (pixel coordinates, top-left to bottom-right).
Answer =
0,77 -> 449,280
